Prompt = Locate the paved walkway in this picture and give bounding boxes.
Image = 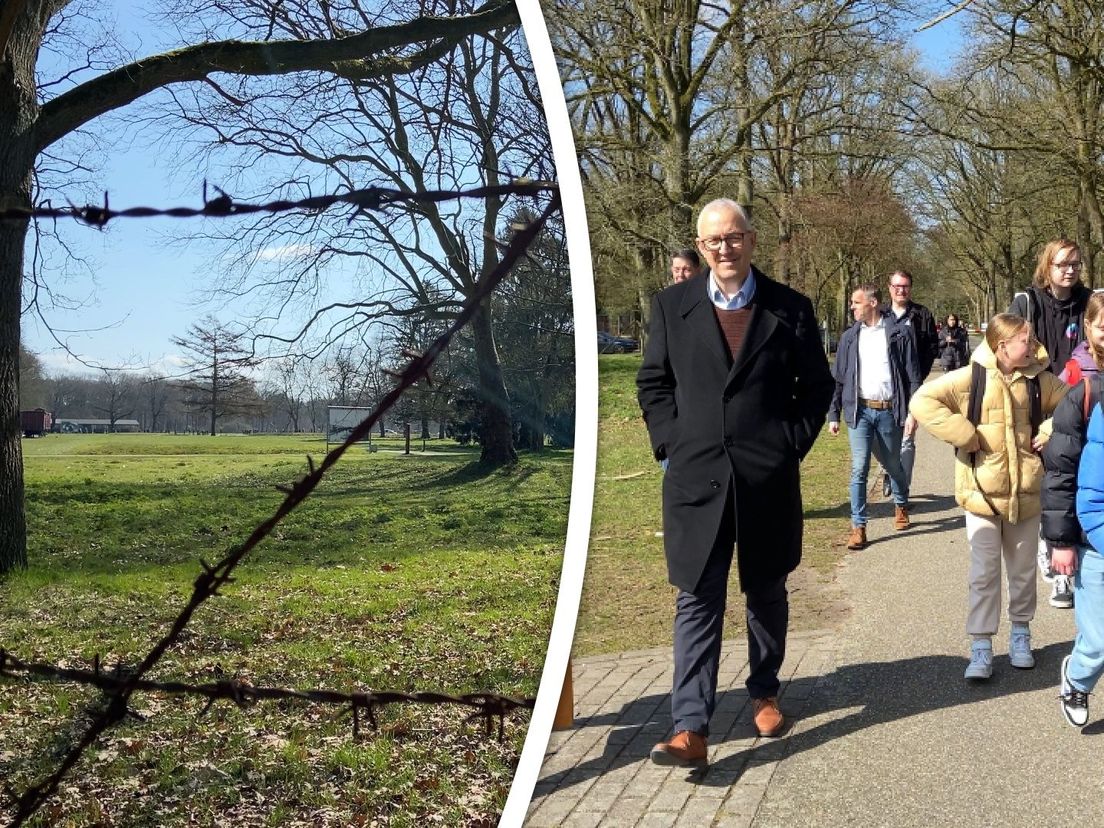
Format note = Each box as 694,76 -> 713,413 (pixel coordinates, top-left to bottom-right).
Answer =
526,428 -> 1099,827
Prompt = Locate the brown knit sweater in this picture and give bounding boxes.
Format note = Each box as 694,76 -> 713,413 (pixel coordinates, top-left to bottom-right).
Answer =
714,306 -> 754,362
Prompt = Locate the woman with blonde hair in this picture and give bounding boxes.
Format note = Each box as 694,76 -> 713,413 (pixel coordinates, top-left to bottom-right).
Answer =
1010,238 -> 1093,374
911,313 -> 1068,679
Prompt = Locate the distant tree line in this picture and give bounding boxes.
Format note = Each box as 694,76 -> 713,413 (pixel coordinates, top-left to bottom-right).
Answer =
18,292 -> 574,444
551,0 -> 1104,336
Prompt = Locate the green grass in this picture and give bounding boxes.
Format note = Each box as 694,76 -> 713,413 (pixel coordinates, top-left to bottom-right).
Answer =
2,433 -> 571,827
575,354 -> 851,656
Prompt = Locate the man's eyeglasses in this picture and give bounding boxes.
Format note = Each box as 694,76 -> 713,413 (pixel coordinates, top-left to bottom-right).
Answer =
699,233 -> 748,251
1052,260 -> 1083,272
890,283 -> 911,291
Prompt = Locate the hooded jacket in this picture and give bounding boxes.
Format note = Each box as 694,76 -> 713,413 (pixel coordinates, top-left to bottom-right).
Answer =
1059,340 -> 1100,385
910,339 -> 1068,523
1009,283 -> 1093,373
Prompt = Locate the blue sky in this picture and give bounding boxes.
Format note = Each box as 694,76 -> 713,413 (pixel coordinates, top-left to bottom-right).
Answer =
24,1 -> 261,377
23,2 -> 965,376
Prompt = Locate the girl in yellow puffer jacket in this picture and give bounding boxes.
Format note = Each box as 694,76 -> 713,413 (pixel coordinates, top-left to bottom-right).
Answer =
910,313 -> 1068,680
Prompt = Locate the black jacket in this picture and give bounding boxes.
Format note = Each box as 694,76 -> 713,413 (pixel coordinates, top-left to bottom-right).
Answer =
939,324 -> 970,365
1041,378 -> 1096,546
881,300 -> 938,377
828,313 -> 922,428
637,268 -> 834,592
1009,284 -> 1093,374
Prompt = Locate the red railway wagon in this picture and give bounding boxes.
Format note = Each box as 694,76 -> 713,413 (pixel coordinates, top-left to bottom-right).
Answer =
20,409 -> 53,437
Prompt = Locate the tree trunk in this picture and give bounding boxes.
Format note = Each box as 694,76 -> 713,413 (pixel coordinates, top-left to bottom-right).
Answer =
470,298 -> 516,465
0,22 -> 39,574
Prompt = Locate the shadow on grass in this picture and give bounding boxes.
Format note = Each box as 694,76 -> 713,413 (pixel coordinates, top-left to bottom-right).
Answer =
539,641 -> 1081,795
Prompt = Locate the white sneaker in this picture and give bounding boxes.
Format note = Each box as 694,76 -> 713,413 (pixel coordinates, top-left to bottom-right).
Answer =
1050,576 -> 1074,609
1009,625 -> 1034,669
1060,654 -> 1090,727
1038,542 -> 1056,583
965,640 -> 993,680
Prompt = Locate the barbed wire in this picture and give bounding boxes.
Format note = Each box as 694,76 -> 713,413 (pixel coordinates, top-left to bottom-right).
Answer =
1,190 -> 562,827
0,650 -> 534,739
0,180 -> 557,227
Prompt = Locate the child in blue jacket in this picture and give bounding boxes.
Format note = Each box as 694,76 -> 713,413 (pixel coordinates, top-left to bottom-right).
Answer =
1041,301 -> 1104,726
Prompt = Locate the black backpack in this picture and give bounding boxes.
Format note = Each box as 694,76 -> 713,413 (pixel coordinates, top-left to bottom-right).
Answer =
965,360 -> 1042,437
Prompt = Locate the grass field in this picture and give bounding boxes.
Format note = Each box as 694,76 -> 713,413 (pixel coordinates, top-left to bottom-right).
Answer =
1,434 -> 571,827
575,354 -> 852,656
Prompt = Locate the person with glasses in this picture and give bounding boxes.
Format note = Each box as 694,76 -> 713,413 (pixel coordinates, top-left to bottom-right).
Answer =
638,198 -> 833,767
1011,238 -> 1096,610
879,270 -> 938,497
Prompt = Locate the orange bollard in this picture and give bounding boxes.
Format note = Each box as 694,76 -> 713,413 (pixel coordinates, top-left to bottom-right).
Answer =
552,657 -> 573,730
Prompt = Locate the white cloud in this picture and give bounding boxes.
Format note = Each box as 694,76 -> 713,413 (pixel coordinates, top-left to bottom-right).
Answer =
251,244 -> 316,263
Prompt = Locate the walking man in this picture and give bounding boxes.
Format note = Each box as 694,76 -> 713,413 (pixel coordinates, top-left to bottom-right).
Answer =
829,284 -> 922,550
881,270 -> 938,495
637,198 -> 834,766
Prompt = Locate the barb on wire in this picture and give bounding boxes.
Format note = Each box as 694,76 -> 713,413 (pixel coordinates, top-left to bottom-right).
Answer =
0,649 -> 534,736
0,180 -> 557,226
2,191 -> 561,827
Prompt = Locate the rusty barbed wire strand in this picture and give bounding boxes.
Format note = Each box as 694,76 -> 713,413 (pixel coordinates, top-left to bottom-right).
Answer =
0,180 -> 557,226
1,190 -> 561,827
0,650 -> 534,739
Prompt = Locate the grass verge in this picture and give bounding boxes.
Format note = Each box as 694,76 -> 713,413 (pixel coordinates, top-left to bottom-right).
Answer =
1,434 -> 571,827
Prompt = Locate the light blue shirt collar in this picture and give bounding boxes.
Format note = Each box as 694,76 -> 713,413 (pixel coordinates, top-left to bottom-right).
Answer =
707,268 -> 756,310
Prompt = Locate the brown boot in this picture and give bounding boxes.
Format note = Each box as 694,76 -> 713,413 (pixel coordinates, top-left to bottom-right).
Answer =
894,505 -> 910,530
752,697 -> 785,737
650,730 -> 708,767
846,525 -> 867,550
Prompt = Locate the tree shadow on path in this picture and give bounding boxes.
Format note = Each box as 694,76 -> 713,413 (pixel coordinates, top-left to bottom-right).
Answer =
542,641 -> 1086,793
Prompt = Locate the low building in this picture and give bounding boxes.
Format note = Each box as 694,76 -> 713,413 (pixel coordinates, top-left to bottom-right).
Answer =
54,418 -> 141,434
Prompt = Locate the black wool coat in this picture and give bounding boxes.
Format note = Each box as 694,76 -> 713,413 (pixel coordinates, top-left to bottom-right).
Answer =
637,268 -> 835,593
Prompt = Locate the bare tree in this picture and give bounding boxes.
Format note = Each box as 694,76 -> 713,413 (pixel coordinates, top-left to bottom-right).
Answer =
551,0 -> 909,326
0,0 -> 520,573
17,343 -> 47,409
172,316 -> 262,436
87,368 -> 137,431
147,0 -> 549,467
138,373 -> 173,432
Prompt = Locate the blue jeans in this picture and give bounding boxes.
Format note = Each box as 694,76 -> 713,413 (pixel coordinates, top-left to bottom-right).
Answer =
847,405 -> 908,527
899,432 -> 916,488
1068,545 -> 1104,693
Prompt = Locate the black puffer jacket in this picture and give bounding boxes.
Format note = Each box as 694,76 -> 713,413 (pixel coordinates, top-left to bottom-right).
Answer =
1041,378 -> 1097,545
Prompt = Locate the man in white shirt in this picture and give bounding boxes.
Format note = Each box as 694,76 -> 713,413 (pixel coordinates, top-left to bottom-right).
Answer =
828,284 -> 923,550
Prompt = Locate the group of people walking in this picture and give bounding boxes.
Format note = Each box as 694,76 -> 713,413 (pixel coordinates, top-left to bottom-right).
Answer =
636,201 -> 1104,769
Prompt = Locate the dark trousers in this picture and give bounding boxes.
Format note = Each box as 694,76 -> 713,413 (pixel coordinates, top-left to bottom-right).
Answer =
670,487 -> 789,737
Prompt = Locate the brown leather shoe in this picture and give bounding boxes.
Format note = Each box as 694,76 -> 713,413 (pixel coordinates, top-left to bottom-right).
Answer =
894,505 -> 910,530
753,697 -> 785,737
846,525 -> 867,550
649,730 -> 707,767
